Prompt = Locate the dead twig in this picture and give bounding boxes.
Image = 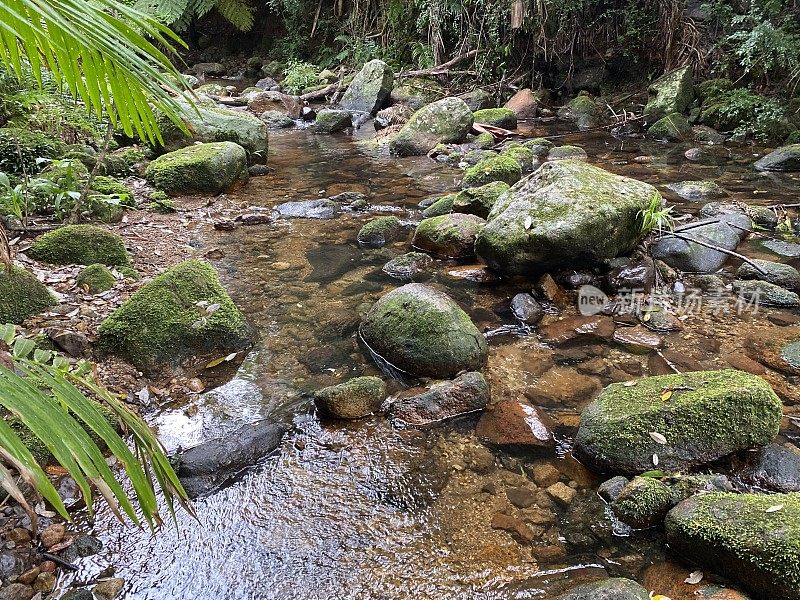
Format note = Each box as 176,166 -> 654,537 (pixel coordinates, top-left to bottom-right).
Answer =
396,50 -> 479,78
659,230 -> 767,275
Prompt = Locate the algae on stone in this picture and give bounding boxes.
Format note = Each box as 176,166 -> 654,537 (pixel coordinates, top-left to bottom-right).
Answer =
314,376 -> 386,419
76,264 -> 116,293
145,141 -> 247,196
0,266 -> 55,323
357,216 -> 403,248
473,108 -> 517,129
462,154 -> 522,188
389,97 -> 474,156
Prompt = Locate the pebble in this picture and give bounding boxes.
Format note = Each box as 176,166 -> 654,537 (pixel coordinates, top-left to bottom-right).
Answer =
32,572 -> 56,593
505,486 -> 537,508
490,512 -> 535,543
39,523 -> 65,548
0,583 -> 33,600
93,578 -> 125,600
531,463 -> 561,488
16,567 -> 40,585
546,481 -> 577,506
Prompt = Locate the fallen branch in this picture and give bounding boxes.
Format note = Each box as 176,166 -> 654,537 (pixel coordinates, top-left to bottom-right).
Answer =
660,230 -> 767,275
300,81 -> 344,101
397,50 -> 478,78
472,123 -> 520,138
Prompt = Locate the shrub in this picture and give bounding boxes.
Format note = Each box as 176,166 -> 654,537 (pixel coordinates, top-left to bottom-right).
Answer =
282,60 -> 319,94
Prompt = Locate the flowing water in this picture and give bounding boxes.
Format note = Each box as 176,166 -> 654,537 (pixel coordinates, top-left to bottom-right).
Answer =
60,123 -> 800,599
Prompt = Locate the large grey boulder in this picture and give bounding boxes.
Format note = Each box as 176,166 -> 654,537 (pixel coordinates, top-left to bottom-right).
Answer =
340,59 -> 394,114
360,283 -> 488,379
474,160 -> 660,275
156,99 -> 269,164
389,97 -> 474,156
754,143 -> 800,171
651,213 -> 751,273
574,369 -> 782,474
644,66 -> 694,121
665,492 -> 800,600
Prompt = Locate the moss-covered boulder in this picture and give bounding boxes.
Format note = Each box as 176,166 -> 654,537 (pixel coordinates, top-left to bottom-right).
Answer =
665,492 -> 800,600
462,154 -> 522,188
611,476 -> 673,528
156,99 -> 268,164
357,216 -> 403,248
696,78 -> 734,103
473,108 -> 517,129
421,193 -> 458,218
452,181 -> 510,219
0,267 -> 54,323
523,137 -> 554,156
90,176 -> 132,201
754,144 -> 800,172
412,213 -> 486,259
145,142 -> 247,197
314,109 -> 353,134
27,225 -> 130,266
314,376 -> 386,419
97,259 -> 250,376
644,66 -> 694,121
341,59 -> 394,115
648,112 -> 692,141
76,264 -> 116,293
359,283 -> 488,379
501,145 -> 536,172
389,77 -> 446,111
557,94 -> 602,130
474,160 -> 659,275
733,279 -> 800,307
574,370 -> 782,474
260,110 -> 295,129
556,578 -> 650,600
389,97 -> 474,157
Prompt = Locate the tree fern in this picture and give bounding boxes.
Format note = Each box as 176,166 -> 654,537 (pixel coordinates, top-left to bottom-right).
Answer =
136,0 -> 256,32
215,0 -> 255,31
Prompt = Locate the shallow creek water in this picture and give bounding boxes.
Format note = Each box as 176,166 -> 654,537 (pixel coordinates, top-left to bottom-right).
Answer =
62,124 -> 799,599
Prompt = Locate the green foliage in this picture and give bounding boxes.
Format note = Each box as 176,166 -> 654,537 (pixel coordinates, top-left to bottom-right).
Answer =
638,195 -> 674,236
132,0 -> 255,32
0,323 -> 191,528
700,88 -> 790,142
0,128 -> 62,175
282,60 -> 320,94
0,0 -> 192,144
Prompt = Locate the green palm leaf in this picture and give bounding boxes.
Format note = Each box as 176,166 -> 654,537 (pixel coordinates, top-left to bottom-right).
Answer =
0,0 -> 192,144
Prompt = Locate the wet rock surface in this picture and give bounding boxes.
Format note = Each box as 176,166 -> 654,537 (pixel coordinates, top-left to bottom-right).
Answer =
475,399 -> 555,448
387,371 -> 490,427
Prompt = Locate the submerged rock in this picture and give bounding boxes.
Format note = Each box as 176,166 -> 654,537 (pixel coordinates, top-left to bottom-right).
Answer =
145,141 -> 247,196
387,371 -> 489,427
389,97 -> 474,156
359,283 -> 488,378
667,180 -> 726,200
754,143 -> 800,172
665,492 -> 800,600
314,376 -> 386,419
547,145 -> 588,161
381,252 -> 433,281
556,578 -> 650,600
412,213 -> 485,259
475,399 -> 554,448
644,66 -> 694,121
340,59 -> 394,114
745,327 -> 800,375
98,260 -> 251,376
27,224 -> 130,266
0,267 -> 54,324
574,370 -> 782,474
737,259 -> 800,291
475,160 -> 659,275
177,420 -> 287,498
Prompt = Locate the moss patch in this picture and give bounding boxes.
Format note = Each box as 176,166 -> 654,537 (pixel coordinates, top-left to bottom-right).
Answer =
0,266 -> 55,323
473,108 -> 517,129
0,127 -> 63,174
462,154 -> 522,188
612,476 -> 673,528
574,369 -> 783,474
97,259 -> 250,376
314,376 -> 386,419
145,141 -> 247,197
357,216 -> 402,248
422,193 -> 458,218
648,113 -> 692,141
452,181 -> 510,219
27,224 -> 130,266
76,264 -> 116,294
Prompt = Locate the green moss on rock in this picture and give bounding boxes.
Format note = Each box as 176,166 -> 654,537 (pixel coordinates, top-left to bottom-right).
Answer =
0,266 -> 55,323
648,113 -> 692,141
696,78 -> 734,103
27,224 -> 130,266
389,97 -> 474,157
473,108 -> 517,129
665,492 -> 800,600
357,216 -> 402,248
412,213 -> 485,259
644,66 -> 694,120
574,369 -> 783,474
90,176 -> 132,200
612,476 -> 673,528
76,264 -> 116,293
97,259 -> 250,376
501,145 -> 535,171
314,109 -> 353,134
360,283 -> 488,379
547,145 -> 588,161
422,193 -> 458,218
145,141 -> 247,196
314,376 -> 386,419
452,181 -> 510,219
462,154 -> 522,188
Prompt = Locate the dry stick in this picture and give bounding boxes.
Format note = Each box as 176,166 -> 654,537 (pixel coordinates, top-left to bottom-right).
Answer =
396,50 -> 479,78
70,121 -> 114,224
660,230 -> 768,275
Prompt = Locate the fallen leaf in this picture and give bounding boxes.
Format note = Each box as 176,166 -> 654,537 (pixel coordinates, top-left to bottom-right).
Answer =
643,312 -> 652,321
649,432 -> 667,445
766,504 -> 784,513
623,380 -> 638,387
206,303 -> 221,315
684,570 -> 703,585
524,216 -> 533,230
652,453 -> 659,466
661,389 -> 673,401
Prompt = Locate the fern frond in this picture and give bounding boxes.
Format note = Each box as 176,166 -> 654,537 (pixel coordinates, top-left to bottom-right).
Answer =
215,0 -> 255,31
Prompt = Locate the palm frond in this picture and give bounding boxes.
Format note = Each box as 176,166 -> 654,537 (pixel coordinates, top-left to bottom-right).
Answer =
0,324 -> 192,529
0,0 -> 191,144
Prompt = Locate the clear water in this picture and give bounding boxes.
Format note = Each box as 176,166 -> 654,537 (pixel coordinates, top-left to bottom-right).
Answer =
59,124 -> 800,599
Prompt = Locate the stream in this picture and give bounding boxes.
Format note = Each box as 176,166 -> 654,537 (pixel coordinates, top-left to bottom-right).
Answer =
60,123 -> 799,599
